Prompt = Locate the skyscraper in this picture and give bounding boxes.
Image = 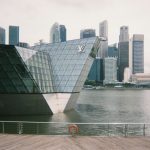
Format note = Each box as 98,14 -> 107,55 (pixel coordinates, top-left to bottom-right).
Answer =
99,20 -> 108,39
60,25 -> 66,42
9,25 -> 19,45
119,26 -> 129,42
87,57 -> 104,83
50,23 -> 67,43
0,27 -> 6,44
118,26 -> 129,82
99,20 -> 108,58
108,43 -> 118,57
50,23 -> 60,43
80,29 -> 96,39
118,42 -> 129,82
130,34 -> 144,74
104,57 -> 117,84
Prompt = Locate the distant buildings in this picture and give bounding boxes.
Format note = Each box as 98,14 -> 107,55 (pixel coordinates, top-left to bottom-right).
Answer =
119,26 -> 129,42
118,26 -> 144,83
17,42 -> 30,48
99,20 -> 108,39
9,25 -> 19,45
80,29 -> 96,39
118,26 -> 129,82
118,42 -> 129,81
50,23 -> 66,43
131,73 -> 150,86
0,27 -> 6,44
99,20 -> 108,58
60,25 -> 66,42
50,23 -> 60,43
1,22 -> 145,87
87,57 -> 104,83
104,57 -> 117,84
108,43 -> 118,57
123,67 -> 131,83
129,34 -> 144,74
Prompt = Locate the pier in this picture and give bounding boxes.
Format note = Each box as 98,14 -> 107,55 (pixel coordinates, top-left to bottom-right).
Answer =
0,134 -> 150,150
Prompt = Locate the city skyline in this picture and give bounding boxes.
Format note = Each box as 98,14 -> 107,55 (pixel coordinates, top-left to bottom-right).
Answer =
0,0 -> 150,72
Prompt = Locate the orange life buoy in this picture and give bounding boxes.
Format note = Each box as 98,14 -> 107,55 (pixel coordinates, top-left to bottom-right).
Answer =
68,124 -> 79,135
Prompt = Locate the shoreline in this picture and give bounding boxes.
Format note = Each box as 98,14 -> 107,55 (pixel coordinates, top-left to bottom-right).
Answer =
83,87 -> 150,90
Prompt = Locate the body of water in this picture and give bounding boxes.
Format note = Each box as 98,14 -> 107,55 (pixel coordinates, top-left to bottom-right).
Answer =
0,89 -> 150,123
0,89 -> 150,135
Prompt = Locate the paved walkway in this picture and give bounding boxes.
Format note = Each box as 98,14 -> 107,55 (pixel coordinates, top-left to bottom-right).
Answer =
0,134 -> 150,150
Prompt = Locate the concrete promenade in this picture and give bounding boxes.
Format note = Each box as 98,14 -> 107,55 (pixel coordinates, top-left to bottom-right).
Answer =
0,134 -> 150,150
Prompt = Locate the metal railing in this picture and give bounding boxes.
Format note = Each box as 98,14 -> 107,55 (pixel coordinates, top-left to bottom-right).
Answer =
0,121 -> 150,136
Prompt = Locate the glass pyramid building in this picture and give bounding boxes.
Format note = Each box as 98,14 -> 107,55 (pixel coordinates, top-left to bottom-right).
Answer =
0,37 -> 100,115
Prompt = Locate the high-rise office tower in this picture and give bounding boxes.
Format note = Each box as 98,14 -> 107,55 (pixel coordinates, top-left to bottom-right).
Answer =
50,23 -> 60,43
104,57 -> 117,84
60,25 -> 66,42
108,43 -> 118,57
99,20 -> 108,39
118,26 -> 129,82
119,26 -> 129,42
129,34 -> 144,74
50,23 -> 67,43
9,25 -> 19,45
80,29 -> 96,39
108,43 -> 119,80
0,27 -> 5,44
87,57 -> 104,83
99,20 -> 108,58
118,42 -> 129,82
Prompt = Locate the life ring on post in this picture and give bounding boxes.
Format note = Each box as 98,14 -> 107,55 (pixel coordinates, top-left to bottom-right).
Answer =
68,124 -> 79,136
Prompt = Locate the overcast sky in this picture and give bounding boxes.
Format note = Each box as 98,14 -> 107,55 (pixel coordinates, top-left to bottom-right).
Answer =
0,0 -> 150,72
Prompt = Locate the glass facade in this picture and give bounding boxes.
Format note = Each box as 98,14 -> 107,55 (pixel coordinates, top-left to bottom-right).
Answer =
9,26 -> 19,45
118,42 -> 129,82
0,37 -> 100,94
104,57 -> 117,84
0,45 -> 40,93
17,47 -> 54,93
32,37 -> 99,93
60,25 -> 66,42
0,27 -> 5,44
133,41 -> 144,74
87,58 -> 103,82
108,44 -> 118,57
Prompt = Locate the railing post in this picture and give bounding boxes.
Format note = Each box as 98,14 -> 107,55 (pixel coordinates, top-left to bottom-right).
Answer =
108,124 -> 110,136
2,122 -> 5,134
143,124 -> 146,136
36,123 -> 39,135
125,124 -> 128,137
18,122 -> 23,134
